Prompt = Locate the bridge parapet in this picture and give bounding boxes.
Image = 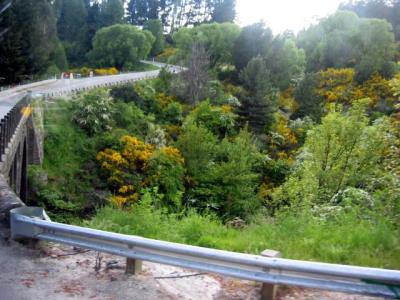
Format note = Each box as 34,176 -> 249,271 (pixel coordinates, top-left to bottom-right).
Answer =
0,94 -> 42,227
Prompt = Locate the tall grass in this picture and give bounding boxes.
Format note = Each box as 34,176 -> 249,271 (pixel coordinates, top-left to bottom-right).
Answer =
84,204 -> 400,269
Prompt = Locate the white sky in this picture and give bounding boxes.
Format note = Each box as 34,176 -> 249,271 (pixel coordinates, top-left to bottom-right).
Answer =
236,0 -> 344,34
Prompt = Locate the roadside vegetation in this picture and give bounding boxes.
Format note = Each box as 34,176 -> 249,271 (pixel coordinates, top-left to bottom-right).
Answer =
18,0 -> 400,269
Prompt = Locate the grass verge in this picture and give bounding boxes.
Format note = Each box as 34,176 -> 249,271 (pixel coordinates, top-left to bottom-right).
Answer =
84,204 -> 400,269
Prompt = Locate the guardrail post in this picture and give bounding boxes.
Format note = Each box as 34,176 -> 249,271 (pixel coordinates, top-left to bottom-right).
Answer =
126,258 -> 142,275
125,245 -> 142,275
260,249 -> 281,300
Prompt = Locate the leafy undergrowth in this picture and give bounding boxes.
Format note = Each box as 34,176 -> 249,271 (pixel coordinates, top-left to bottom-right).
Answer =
84,204 -> 400,269
28,100 -> 105,222
132,62 -> 159,72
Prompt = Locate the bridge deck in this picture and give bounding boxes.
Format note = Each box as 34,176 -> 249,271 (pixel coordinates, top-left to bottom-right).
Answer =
0,61 -> 181,120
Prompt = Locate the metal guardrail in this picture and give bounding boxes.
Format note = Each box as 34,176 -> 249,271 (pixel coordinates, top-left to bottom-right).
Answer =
0,79 -> 57,94
10,206 -> 400,298
44,73 -> 160,98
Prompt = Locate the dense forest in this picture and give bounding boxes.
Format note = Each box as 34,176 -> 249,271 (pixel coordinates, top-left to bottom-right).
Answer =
2,0 -> 399,267
0,0 -> 235,83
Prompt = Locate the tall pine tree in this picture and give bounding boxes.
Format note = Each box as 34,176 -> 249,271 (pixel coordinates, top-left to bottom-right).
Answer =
0,2 -> 25,83
0,0 -> 66,83
127,0 -> 236,32
211,0 -> 235,23
57,0 -> 88,66
100,0 -> 125,27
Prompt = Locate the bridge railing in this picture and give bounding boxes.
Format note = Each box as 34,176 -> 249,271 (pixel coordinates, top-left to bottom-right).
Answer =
10,206 -> 400,299
0,96 -> 30,160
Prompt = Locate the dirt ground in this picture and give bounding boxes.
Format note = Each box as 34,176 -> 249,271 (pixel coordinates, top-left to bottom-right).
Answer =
0,238 -> 383,300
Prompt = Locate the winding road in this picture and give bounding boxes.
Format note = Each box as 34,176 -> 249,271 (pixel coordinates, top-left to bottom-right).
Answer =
0,61 -> 182,119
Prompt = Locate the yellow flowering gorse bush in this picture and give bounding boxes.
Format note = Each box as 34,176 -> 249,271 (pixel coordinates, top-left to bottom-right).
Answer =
97,135 -> 184,208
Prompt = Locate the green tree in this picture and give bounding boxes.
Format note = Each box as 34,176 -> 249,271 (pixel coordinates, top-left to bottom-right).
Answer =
176,122 -> 218,181
340,0 -> 400,40
186,101 -> 237,138
127,0 -> 159,26
297,11 -> 360,71
297,11 -> 397,82
50,42 -> 69,72
176,124 -> 262,219
238,56 -> 278,133
173,22 -> 241,67
144,19 -> 165,56
233,22 -> 273,71
355,18 -> 397,81
0,0 -> 66,82
86,1 -> 102,51
88,24 -> 155,70
100,0 -> 125,27
268,38 -> 306,90
126,0 -> 236,33
210,129 -> 262,218
110,83 -> 141,103
0,4 -> 26,83
275,100 -> 390,206
57,0 -> 88,66
292,73 -> 324,121
211,0 -> 236,23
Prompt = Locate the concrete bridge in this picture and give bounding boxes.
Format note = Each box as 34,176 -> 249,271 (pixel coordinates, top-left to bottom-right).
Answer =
0,95 -> 41,224
0,62 -> 176,226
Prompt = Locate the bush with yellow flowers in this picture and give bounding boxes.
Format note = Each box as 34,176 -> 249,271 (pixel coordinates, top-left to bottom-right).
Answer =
269,113 -> 298,160
146,146 -> 185,209
279,87 -> 299,114
316,68 -> 358,105
97,135 -> 184,209
360,74 -> 396,108
155,92 -> 175,108
164,124 -> 181,141
314,69 -> 397,112
156,47 -> 178,62
94,67 -> 119,76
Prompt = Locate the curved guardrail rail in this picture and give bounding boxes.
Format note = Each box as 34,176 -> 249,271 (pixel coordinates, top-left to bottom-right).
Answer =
10,206 -> 400,298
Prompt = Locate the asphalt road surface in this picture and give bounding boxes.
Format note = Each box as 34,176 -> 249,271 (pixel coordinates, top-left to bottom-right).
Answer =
0,61 -> 182,120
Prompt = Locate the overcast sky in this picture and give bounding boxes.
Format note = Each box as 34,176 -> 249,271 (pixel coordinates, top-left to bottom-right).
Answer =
236,0 -> 344,34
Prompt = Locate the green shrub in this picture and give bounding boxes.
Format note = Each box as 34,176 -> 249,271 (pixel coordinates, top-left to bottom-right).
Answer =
113,102 -> 151,138
154,67 -> 174,93
145,124 -> 166,148
146,147 -> 185,209
274,101 -> 392,207
186,101 -> 237,139
177,125 -> 262,219
162,101 -> 183,124
29,100 -> 105,222
110,83 -> 141,103
72,89 -> 114,135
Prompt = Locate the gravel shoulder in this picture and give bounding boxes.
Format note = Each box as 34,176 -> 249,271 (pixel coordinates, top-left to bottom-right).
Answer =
0,238 -> 383,300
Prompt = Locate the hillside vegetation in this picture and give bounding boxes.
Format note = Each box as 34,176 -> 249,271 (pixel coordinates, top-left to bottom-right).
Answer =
21,1 -> 400,268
